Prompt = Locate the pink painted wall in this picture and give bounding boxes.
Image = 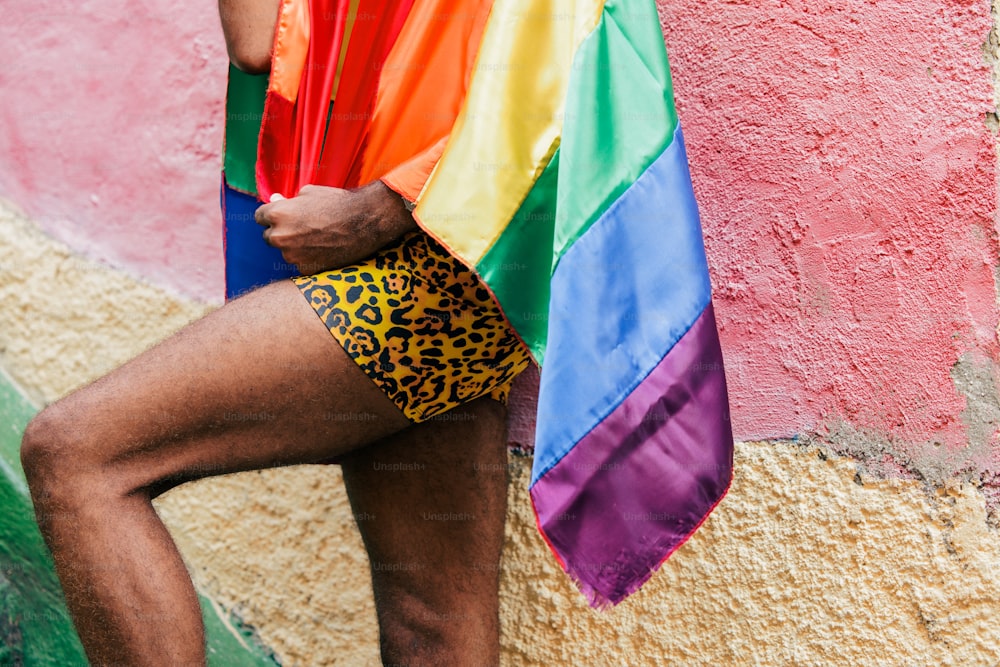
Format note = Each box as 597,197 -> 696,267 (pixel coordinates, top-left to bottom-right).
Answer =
661,1 -> 1000,461
3,1 -> 999,472
0,0 -> 228,302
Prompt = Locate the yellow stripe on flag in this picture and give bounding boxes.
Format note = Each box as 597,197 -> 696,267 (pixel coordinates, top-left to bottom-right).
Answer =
415,0 -> 604,264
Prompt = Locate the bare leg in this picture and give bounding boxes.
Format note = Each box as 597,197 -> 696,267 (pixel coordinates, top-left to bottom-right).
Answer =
20,279 -> 412,666
340,398 -> 509,667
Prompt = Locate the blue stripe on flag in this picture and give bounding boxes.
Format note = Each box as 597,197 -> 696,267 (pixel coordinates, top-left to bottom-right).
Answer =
532,128 -> 712,484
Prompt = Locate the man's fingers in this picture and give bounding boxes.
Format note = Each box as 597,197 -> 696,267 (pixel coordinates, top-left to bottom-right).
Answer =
254,202 -> 272,227
255,198 -> 288,227
255,191 -> 294,226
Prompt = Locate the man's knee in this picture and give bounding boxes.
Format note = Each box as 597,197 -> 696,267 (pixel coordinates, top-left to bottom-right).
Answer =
20,403 -> 107,505
376,589 -> 449,664
22,407 -> 66,486
374,583 -> 499,666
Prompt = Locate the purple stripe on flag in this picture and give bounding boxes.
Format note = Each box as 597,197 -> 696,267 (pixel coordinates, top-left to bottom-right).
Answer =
530,303 -> 733,607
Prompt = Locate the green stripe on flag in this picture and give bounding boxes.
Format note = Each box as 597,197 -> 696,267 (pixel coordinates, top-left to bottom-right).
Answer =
477,151 -> 560,363
475,0 -> 680,362
224,65 -> 269,196
551,0 -> 678,269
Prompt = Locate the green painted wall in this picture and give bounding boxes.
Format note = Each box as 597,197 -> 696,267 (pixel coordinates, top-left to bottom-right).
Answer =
0,369 -> 278,666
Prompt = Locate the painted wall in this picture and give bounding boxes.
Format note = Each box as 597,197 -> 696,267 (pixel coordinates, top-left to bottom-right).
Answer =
2,0 -> 1000,664
665,0 -> 1000,461
0,0 -> 228,304
3,208 -> 1000,663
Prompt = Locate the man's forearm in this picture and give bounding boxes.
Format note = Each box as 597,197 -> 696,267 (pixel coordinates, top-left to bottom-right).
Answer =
218,0 -> 281,74
365,180 -> 420,247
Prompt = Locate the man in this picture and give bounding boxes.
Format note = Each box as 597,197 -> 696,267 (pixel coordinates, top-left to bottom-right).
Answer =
19,1 -> 526,665
21,0 -> 735,662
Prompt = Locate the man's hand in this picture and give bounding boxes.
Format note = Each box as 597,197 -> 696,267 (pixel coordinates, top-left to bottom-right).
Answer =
254,181 -> 418,275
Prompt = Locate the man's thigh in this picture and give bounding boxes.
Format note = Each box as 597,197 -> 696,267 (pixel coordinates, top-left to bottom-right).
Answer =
24,279 -> 412,495
339,398 -> 509,657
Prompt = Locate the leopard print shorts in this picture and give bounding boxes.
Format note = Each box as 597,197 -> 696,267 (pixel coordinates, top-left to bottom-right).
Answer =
291,231 -> 533,422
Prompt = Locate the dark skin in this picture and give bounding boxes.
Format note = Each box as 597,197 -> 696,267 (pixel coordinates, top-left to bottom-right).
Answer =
218,0 -> 278,74
18,4 -> 509,665
21,282 -> 507,666
226,0 -> 419,275
255,181 -> 418,274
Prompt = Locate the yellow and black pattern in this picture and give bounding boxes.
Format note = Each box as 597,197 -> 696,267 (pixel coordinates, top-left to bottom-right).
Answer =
292,231 -> 532,422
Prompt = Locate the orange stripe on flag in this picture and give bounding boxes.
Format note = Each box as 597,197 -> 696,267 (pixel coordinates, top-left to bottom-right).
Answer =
361,0 -> 494,192
268,0 -> 311,102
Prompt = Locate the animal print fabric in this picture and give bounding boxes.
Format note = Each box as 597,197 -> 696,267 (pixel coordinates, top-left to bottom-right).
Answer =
292,231 -> 532,422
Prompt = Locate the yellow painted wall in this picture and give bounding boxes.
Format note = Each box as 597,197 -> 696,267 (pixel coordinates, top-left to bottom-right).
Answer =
4,200 -> 1000,665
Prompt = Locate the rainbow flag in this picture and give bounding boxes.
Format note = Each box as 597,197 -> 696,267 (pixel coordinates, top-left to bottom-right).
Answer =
223,0 -> 734,607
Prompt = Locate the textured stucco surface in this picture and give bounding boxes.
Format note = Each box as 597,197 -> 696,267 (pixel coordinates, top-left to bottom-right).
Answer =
498,444 -> 1000,666
4,201 -> 1000,665
663,1 -> 1000,455
0,0 -> 228,303
4,0 -> 1000,496
0,200 -> 212,405
163,440 -> 1000,666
